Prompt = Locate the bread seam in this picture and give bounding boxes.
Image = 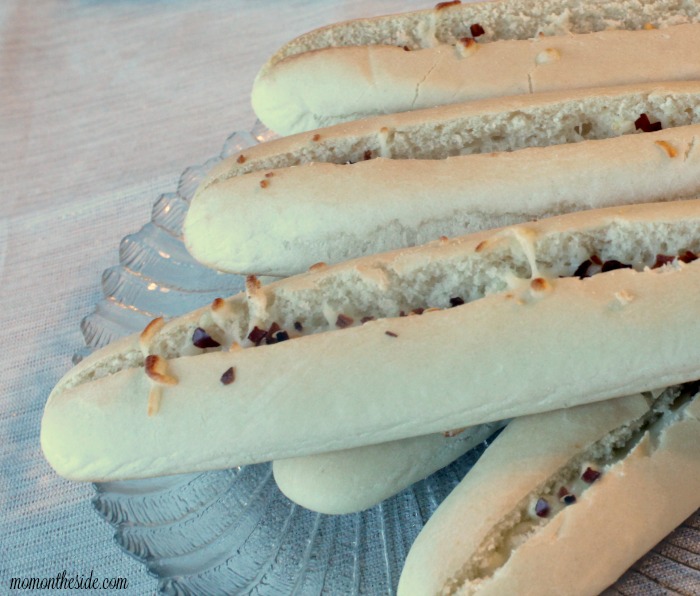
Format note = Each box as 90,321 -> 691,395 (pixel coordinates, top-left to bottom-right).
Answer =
253,24 -> 700,134
42,201 -> 700,480
260,0 -> 700,73
204,82 -> 700,190
63,203 -> 700,396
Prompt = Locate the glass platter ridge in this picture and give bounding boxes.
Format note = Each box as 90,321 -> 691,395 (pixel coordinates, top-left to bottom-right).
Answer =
79,122 -> 700,595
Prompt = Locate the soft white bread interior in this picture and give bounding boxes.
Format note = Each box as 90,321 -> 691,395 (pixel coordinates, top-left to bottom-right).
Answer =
186,121 -> 700,276
273,421 -> 505,515
261,0 -> 700,72
42,200 -> 700,481
253,23 -> 700,134
204,82 -> 700,189
398,387 -> 700,595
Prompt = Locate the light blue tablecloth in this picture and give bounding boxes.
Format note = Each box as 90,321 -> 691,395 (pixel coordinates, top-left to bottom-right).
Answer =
0,2 -> 428,593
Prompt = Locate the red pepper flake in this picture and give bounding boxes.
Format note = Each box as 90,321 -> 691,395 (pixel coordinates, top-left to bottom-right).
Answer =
260,179 -> 269,189
265,322 -> 282,344
653,254 -> 676,268
601,259 -> 633,273
412,307 -> 425,315
562,494 -> 577,505
363,149 -> 372,160
449,297 -> 465,307
470,23 -> 485,37
361,316 -> 375,324
634,113 -> 662,133
557,487 -> 577,505
385,330 -> 398,337
575,255 -> 636,277
248,326 -> 268,345
265,172 -> 274,178
236,154 -> 246,164
220,366 -> 236,385
680,250 -> 698,263
336,314 -> 354,329
294,321 -> 303,332
275,330 -> 290,342
312,133 -> 321,142
401,45 -> 411,51
581,467 -> 601,483
574,258 -> 593,278
435,0 -> 460,8
192,327 -> 221,349
534,498 -> 550,518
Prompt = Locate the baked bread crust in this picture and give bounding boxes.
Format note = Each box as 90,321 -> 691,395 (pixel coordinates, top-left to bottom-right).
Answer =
186,113 -> 700,276
41,200 -> 700,481
398,390 -> 700,595
253,23 -> 700,135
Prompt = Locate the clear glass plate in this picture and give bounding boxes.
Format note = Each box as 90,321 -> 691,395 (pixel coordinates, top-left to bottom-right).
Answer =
81,123 -> 700,595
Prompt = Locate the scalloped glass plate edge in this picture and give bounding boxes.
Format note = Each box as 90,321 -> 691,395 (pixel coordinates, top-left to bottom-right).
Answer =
78,123 -> 700,595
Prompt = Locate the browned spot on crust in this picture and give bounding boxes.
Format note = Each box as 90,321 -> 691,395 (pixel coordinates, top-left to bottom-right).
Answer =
655,140 -> 678,158
475,240 -> 488,252
236,154 -> 246,164
435,0 -> 460,9
147,385 -> 162,416
309,262 -> 327,271
246,275 -> 261,294
536,48 -> 560,64
311,133 -> 321,142
211,297 -> 225,311
443,427 -> 466,437
530,277 -> 550,292
140,317 -> 165,345
260,179 -> 269,188
145,355 -> 178,386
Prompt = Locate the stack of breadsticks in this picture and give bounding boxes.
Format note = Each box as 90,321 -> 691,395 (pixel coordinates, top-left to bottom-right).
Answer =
42,1 -> 700,594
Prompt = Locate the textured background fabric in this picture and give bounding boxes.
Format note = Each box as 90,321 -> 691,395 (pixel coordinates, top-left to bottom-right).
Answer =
0,2 -> 427,593
3,1 -> 699,595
